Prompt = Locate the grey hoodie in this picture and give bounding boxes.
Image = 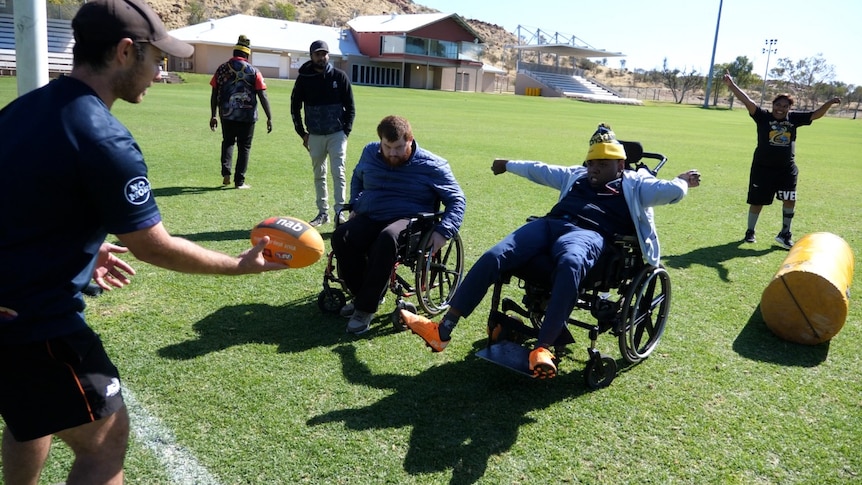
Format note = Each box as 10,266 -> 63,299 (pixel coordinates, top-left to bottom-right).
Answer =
504,161 -> 688,266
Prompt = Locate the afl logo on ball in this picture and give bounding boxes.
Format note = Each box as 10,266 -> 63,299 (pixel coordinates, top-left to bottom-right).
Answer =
125,176 -> 151,205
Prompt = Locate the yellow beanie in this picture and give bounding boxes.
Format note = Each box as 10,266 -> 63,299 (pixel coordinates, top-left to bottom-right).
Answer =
234,35 -> 251,55
585,123 -> 627,160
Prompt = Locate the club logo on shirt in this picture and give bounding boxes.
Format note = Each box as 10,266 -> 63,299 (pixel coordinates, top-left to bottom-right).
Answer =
125,176 -> 151,205
105,377 -> 121,397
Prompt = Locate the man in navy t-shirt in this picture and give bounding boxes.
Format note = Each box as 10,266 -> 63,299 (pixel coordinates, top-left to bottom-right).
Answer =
0,1 -> 285,483
723,72 -> 840,249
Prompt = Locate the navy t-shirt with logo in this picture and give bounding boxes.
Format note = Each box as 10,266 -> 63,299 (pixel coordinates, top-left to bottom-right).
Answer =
546,175 -> 634,238
0,76 -> 161,343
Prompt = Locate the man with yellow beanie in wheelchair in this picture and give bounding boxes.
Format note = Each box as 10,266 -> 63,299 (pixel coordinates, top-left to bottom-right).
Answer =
401,123 -> 701,379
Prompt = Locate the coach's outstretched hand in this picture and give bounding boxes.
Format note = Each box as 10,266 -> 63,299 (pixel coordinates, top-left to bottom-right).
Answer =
239,236 -> 289,272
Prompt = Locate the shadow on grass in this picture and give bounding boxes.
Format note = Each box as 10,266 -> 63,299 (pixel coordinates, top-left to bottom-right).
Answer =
307,344 -> 592,485
168,229 -> 250,243
169,228 -> 333,243
663,240 -> 775,282
158,297 -> 387,359
731,304 -> 829,367
152,186 -> 226,197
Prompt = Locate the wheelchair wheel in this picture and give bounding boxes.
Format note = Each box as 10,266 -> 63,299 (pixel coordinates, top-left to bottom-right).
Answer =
390,301 -> 417,332
618,265 -> 671,364
584,353 -> 617,389
317,288 -> 346,314
415,232 -> 464,316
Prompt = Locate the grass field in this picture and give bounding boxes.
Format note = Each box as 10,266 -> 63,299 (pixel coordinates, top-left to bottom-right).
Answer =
2,74 -> 861,484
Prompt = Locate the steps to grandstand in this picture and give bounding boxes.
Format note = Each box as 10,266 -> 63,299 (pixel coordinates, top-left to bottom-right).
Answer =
518,64 -> 642,105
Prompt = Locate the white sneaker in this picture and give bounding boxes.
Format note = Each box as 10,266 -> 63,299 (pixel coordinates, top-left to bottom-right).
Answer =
346,311 -> 374,335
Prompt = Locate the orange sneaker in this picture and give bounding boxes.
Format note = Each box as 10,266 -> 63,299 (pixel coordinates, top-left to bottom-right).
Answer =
400,309 -> 449,352
529,347 -> 557,379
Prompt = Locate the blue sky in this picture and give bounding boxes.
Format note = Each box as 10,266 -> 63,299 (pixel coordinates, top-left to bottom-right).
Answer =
419,0 -> 862,87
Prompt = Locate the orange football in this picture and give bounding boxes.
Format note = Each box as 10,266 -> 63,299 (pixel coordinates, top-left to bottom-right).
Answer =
250,216 -> 325,268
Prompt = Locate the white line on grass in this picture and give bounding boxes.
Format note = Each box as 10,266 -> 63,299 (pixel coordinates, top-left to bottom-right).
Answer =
123,388 -> 222,485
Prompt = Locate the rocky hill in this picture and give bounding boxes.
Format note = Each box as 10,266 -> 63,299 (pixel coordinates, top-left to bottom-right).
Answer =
147,0 -> 518,71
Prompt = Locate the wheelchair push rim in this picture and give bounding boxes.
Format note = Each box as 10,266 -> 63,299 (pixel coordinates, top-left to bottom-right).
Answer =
415,231 -> 464,315
618,265 -> 671,363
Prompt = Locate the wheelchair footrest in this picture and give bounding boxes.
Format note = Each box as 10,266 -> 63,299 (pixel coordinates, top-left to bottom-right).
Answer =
488,310 -> 576,348
489,310 -> 537,338
475,341 -> 534,377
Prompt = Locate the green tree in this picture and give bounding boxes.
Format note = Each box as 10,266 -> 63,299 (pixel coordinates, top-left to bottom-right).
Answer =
660,59 -> 701,104
709,62 -> 729,106
256,2 -> 296,20
186,0 -> 207,26
275,3 -> 297,21
773,54 -> 835,109
849,85 -> 862,119
723,56 -> 754,108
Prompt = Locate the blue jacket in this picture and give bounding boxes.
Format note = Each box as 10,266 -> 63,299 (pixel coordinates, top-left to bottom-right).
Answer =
505,161 -> 688,266
350,140 -> 465,239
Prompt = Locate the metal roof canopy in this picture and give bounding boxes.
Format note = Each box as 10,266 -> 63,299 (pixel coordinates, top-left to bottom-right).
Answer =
508,44 -> 623,58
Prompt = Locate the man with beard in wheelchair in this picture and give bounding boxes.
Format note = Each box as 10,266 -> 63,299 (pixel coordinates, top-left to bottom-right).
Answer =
332,115 -> 465,335
401,123 -> 700,378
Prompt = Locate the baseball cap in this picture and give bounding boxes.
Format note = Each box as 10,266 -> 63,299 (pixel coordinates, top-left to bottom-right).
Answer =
72,0 -> 194,58
310,40 -> 329,54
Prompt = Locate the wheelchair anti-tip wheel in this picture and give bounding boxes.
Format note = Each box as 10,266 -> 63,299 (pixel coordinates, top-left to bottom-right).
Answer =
390,301 -> 417,332
415,231 -> 464,315
584,352 -> 617,389
618,265 -> 671,364
317,288 -> 346,314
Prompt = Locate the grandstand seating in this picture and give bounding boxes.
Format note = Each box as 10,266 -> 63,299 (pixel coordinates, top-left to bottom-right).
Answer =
522,69 -> 643,105
0,14 -> 75,76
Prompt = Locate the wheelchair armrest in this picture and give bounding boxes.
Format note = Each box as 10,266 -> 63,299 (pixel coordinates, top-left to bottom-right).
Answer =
613,234 -> 638,244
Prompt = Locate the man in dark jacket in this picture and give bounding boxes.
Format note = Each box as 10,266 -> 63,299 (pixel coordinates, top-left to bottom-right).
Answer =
290,40 -> 355,227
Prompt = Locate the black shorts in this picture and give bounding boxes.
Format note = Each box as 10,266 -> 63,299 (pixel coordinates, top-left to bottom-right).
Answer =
0,327 -> 125,441
747,162 -> 798,206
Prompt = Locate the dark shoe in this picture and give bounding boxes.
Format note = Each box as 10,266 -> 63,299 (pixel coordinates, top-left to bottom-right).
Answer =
309,212 -> 329,227
339,302 -> 354,318
743,229 -> 756,243
222,175 -> 231,186
529,347 -> 556,379
774,231 -> 794,250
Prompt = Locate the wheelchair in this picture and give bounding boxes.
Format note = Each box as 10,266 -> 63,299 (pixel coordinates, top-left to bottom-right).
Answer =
317,205 -> 465,330
477,142 -> 671,389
